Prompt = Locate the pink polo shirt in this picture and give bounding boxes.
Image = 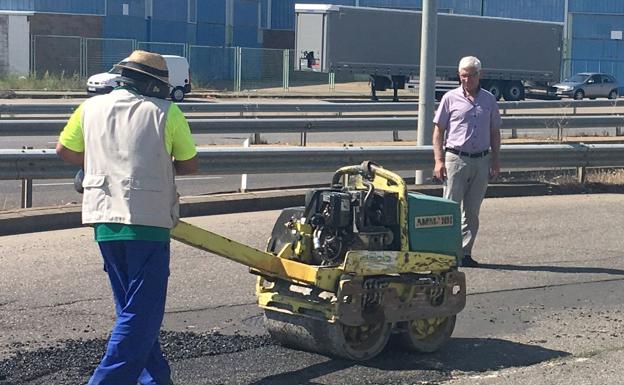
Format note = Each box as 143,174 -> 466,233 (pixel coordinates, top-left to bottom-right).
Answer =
433,86 -> 502,153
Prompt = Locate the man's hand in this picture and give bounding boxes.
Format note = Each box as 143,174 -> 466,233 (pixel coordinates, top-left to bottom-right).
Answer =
434,159 -> 446,181
490,158 -> 500,180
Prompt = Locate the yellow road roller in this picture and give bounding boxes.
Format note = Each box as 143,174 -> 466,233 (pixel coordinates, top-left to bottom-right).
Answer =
172,161 -> 466,361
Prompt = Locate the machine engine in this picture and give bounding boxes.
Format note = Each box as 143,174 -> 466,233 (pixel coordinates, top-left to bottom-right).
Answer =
268,179 -> 401,266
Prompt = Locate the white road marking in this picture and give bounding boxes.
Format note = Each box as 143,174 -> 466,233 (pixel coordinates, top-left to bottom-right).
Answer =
34,182 -> 74,187
176,176 -> 223,181
33,176 -> 222,187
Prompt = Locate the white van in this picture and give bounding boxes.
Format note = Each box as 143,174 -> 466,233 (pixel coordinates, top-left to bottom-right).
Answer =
86,54 -> 191,102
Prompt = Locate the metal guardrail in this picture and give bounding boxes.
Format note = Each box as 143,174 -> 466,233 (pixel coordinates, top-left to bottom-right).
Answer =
1,115 -> 623,137
2,144 -> 624,180
1,99 -> 623,116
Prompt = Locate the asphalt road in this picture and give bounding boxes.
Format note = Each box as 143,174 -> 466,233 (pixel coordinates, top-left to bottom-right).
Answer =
1,194 -> 624,384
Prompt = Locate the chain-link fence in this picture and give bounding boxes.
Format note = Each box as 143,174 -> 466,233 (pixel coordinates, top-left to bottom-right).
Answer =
187,45 -> 236,90
31,35 -> 82,77
136,42 -> 186,57
27,35 -> 381,95
28,35 -> 378,95
84,38 -> 135,76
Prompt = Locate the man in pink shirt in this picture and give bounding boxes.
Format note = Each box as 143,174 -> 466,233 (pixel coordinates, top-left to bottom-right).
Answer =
432,56 -> 502,267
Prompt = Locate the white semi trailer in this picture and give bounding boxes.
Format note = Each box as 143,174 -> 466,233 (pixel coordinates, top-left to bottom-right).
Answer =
295,4 -> 563,101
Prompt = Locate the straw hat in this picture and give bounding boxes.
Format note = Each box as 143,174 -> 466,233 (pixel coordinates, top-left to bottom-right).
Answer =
114,50 -> 169,84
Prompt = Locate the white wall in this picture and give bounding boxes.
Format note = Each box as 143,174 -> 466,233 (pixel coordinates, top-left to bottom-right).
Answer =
8,15 -> 30,75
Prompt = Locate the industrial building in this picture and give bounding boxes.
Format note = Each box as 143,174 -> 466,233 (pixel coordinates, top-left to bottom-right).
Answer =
0,0 -> 623,90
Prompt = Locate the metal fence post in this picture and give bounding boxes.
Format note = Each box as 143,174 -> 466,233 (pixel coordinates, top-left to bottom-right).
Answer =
577,166 -> 586,183
80,37 -> 86,78
21,179 -> 33,209
282,49 -> 290,92
20,146 -> 33,208
300,131 -> 307,146
235,46 -> 242,93
240,138 -> 249,192
329,72 -> 335,91
30,35 -> 35,76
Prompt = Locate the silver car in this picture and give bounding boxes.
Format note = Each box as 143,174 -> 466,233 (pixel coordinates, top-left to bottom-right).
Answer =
553,72 -> 619,100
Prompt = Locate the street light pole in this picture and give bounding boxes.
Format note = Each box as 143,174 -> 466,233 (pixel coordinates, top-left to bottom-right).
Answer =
415,0 -> 438,184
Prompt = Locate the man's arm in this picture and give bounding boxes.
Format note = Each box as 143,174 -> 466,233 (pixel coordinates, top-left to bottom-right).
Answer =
174,156 -> 198,175
432,123 -> 446,180
56,103 -> 85,166
489,100 -> 503,179
166,103 -> 198,175
56,142 -> 84,166
489,125 -> 501,179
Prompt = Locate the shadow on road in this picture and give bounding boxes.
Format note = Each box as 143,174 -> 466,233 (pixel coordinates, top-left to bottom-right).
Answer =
477,262 -> 624,275
249,359 -> 355,385
250,337 -> 569,384
374,337 -> 569,372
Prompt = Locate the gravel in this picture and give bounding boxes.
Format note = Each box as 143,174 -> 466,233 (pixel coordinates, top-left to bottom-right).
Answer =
0,330 -> 272,385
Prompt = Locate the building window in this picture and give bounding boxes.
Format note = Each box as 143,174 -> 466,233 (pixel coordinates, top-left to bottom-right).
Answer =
188,0 -> 197,23
146,0 -> 153,19
123,3 -> 129,15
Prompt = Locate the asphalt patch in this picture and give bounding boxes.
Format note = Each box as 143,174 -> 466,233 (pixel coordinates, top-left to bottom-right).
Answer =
0,330 -> 272,385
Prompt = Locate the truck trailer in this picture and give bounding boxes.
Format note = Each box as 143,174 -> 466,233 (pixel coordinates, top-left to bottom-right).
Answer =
295,4 -> 563,101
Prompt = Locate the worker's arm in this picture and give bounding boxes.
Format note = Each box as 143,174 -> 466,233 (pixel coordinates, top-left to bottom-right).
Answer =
57,103 -> 85,166
174,156 -> 198,175
166,103 -> 198,175
432,123 -> 446,181
56,142 -> 84,166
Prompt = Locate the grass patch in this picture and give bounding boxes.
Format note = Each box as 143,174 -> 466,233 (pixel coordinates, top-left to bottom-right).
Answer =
0,72 -> 85,91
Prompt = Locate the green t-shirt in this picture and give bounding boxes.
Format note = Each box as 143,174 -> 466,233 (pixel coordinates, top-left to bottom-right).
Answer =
59,89 -> 197,242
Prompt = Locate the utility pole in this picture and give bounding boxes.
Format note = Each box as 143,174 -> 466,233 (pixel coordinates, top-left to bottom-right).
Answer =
415,0 -> 438,184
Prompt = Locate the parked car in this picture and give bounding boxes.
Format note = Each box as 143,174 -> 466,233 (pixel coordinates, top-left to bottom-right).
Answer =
552,72 -> 619,100
86,54 -> 191,102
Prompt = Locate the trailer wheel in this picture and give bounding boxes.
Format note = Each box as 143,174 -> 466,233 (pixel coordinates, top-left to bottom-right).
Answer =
483,81 -> 502,101
264,309 -> 392,361
503,81 -> 524,101
395,316 -> 456,353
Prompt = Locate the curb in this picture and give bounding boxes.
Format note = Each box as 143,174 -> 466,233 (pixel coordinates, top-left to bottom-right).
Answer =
2,182 -> 612,237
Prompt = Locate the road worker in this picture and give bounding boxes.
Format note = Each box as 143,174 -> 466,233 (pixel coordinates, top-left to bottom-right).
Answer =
56,50 -> 198,385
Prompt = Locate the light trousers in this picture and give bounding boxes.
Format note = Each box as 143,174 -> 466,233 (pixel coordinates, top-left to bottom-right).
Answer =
443,152 -> 490,256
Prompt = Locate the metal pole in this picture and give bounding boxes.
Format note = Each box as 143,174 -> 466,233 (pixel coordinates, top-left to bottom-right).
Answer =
21,146 -> 33,208
235,47 -> 242,93
283,49 -> 289,91
562,0 -> 570,80
240,138 -> 250,192
415,0 -> 437,184
21,179 -> 33,209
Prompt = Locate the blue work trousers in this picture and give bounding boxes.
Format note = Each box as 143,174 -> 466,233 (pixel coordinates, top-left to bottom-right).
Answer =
88,240 -> 172,385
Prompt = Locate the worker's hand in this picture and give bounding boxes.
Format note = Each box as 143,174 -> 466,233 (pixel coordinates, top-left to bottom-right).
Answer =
433,160 -> 446,181
490,159 -> 500,180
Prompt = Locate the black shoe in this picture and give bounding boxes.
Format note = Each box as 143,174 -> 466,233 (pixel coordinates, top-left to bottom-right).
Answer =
462,255 -> 479,267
